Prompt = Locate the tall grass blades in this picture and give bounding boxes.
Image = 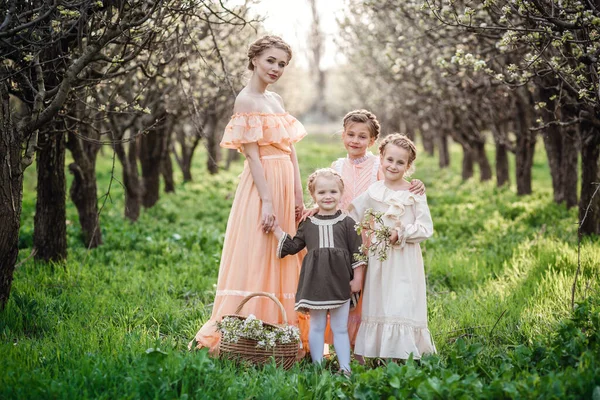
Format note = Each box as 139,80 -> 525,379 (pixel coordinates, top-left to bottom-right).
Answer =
1,136 -> 598,399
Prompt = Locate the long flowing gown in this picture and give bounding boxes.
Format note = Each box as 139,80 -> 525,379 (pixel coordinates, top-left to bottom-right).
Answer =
349,181 -> 436,359
190,112 -> 308,353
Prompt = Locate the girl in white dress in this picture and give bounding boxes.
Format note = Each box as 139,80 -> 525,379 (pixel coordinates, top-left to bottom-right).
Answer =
349,133 -> 436,360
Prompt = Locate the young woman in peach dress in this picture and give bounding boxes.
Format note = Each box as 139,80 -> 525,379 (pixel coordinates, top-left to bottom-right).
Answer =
190,36 -> 309,353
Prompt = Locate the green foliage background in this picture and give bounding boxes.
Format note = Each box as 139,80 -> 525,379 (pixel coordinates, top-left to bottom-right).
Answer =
1,135 -> 599,399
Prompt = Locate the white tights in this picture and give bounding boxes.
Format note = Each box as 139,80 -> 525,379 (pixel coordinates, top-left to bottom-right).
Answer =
308,301 -> 351,372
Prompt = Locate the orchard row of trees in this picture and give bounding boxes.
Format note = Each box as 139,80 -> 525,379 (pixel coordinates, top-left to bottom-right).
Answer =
336,0 -> 599,234
0,0 -> 257,308
2,0 -> 598,309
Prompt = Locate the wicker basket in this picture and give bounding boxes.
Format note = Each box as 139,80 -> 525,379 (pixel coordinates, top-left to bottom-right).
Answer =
218,292 -> 299,370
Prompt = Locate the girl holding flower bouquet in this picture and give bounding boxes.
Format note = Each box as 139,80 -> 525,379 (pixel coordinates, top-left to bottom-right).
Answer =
349,133 -> 436,360
274,168 -> 365,373
319,110 -> 425,359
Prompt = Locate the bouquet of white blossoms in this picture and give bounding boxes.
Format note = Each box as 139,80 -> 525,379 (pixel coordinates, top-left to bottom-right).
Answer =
216,314 -> 300,349
354,208 -> 394,262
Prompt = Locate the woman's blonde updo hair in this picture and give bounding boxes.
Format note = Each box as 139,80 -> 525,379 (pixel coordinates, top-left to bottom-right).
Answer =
342,109 -> 381,140
307,168 -> 344,196
247,35 -> 293,71
379,133 -> 418,176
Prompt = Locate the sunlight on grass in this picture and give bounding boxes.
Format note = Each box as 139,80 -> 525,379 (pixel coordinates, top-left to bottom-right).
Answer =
2,134 -> 599,398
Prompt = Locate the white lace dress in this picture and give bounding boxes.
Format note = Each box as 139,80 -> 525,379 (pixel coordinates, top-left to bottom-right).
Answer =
348,181 -> 436,359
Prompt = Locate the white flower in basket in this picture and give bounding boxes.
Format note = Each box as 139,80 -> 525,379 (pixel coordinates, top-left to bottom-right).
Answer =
216,314 -> 300,350
217,292 -> 301,370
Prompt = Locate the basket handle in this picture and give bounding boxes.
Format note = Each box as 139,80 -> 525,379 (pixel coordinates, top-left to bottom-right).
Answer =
234,292 -> 288,324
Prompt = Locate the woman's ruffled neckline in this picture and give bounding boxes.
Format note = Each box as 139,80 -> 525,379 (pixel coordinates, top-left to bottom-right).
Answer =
220,112 -> 306,150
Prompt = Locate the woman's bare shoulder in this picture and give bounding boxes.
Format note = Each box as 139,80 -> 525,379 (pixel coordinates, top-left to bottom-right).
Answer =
233,91 -> 261,114
268,91 -> 285,108
233,89 -> 286,114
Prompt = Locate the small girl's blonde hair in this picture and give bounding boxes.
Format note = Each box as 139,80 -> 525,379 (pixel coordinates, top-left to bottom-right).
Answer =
378,133 -> 418,176
307,168 -> 344,196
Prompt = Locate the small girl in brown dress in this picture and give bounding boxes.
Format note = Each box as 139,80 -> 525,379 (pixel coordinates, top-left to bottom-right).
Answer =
274,168 -> 365,374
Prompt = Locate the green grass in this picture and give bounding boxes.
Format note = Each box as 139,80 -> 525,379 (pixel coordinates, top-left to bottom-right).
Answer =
1,134 -> 599,399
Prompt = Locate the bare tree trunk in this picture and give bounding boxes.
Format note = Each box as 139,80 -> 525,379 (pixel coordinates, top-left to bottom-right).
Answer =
161,117 -> 175,193
207,134 -> 220,175
307,0 -> 327,119
0,83 -> 24,309
67,131 -> 103,248
515,133 -> 536,195
175,141 -> 194,182
474,141 -> 493,181
181,152 -> 194,182
399,119 -> 411,137
226,148 -> 241,170
541,107 -> 563,201
162,151 -> 175,193
140,117 -> 167,208
421,125 -> 435,157
125,139 -> 143,220
178,140 -> 201,182
490,120 -> 510,187
579,121 -> 600,235
206,115 -> 220,175
542,123 -> 579,206
461,143 -> 474,180
515,89 -> 536,195
113,137 -> 142,222
562,124 -> 579,208
33,129 -> 67,262
65,97 -> 103,248
173,126 -> 200,182
402,121 -> 415,141
438,131 -> 450,168
539,88 -> 579,207
495,141 -> 510,187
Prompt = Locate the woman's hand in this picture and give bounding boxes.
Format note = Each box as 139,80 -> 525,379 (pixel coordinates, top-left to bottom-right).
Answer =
295,203 -> 306,223
409,179 -> 426,195
243,142 -> 276,232
262,201 -> 276,233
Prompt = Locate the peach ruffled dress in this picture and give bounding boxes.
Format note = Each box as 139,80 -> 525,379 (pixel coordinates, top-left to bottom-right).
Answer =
190,112 -> 308,353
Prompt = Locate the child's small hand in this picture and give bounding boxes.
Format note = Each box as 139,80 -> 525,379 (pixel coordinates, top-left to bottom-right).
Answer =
389,229 -> 399,245
350,278 -> 362,294
390,221 -> 404,245
272,224 -> 284,240
409,179 -> 425,195
300,206 -> 318,222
